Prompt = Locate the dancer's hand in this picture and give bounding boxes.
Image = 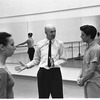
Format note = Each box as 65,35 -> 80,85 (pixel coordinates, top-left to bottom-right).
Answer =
77,77 -> 84,86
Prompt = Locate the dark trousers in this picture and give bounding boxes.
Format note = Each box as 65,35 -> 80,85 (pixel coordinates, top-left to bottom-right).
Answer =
27,47 -> 35,61
37,67 -> 63,98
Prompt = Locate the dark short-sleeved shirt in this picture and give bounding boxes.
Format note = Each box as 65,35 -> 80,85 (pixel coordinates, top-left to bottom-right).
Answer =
0,68 -> 14,98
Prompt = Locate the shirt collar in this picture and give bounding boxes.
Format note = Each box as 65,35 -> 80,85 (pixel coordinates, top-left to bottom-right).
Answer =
46,38 -> 55,44
87,40 -> 96,49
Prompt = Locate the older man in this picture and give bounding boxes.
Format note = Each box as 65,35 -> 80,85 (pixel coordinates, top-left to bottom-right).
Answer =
15,24 -> 67,98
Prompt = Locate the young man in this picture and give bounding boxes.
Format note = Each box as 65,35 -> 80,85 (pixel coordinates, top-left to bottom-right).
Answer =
16,33 -> 35,61
77,25 -> 100,98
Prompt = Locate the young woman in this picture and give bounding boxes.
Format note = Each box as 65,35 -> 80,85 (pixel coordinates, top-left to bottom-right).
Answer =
0,32 -> 16,98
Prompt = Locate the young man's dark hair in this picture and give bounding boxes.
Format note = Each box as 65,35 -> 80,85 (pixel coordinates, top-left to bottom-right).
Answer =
80,25 -> 97,39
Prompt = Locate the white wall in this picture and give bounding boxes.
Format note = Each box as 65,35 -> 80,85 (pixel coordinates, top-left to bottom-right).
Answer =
0,0 -> 100,18
82,15 -> 100,32
0,22 -> 28,44
0,1 -> 100,46
0,3 -> 100,45
1,0 -> 100,77
27,17 -> 82,44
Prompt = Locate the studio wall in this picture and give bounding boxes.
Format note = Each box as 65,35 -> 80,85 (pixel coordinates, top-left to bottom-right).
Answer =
0,0 -> 100,76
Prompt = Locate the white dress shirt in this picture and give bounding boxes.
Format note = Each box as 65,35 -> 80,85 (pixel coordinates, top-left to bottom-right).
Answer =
26,38 -> 67,69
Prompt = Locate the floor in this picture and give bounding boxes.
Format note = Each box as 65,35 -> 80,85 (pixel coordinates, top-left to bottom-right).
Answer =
6,59 -> 84,98
13,76 -> 84,98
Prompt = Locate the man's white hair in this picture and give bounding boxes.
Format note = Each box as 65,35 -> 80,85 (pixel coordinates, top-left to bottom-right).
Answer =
45,24 -> 55,31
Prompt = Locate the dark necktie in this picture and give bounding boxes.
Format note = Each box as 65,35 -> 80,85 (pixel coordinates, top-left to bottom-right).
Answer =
48,40 -> 51,67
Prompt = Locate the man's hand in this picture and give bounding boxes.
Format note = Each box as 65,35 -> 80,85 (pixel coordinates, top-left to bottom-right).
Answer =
50,58 -> 54,67
77,77 -> 84,86
15,61 -> 28,73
